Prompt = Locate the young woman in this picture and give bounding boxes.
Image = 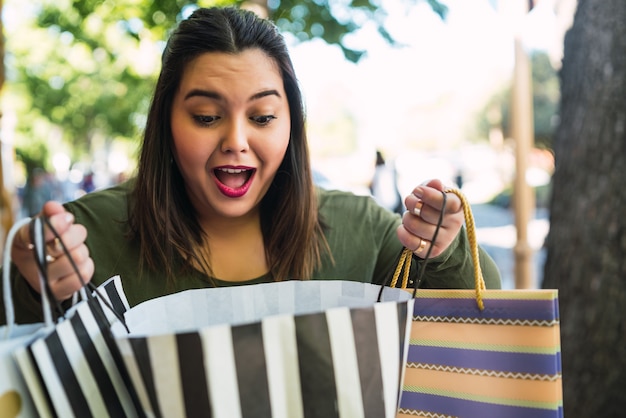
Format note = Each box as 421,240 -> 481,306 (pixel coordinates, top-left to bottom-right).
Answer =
3,7 -> 500,324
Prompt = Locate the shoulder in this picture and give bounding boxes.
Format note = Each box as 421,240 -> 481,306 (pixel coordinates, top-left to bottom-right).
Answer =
63,180 -> 132,223
317,187 -> 376,209
316,186 -> 401,226
313,187 -> 404,284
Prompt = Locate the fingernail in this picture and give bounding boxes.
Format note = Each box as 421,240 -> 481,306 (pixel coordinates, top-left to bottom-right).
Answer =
413,187 -> 424,198
64,213 -> 74,224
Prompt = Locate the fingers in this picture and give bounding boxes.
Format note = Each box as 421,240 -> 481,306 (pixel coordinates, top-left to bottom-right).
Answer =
42,201 -> 69,218
44,210 -> 76,246
413,237 -> 429,256
15,205 -> 75,251
406,184 -> 462,217
47,248 -> 95,301
43,223 -> 88,261
397,224 -> 434,257
397,180 -> 465,258
11,203 -> 94,301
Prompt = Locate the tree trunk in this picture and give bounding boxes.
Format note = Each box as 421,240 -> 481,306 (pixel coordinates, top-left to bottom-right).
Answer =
543,0 -> 626,416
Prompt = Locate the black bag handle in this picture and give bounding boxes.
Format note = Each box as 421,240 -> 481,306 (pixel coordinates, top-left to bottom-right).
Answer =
382,188 -> 486,310
31,216 -> 129,331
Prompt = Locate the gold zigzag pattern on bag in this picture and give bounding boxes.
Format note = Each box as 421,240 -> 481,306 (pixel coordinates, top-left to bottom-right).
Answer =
397,408 -> 457,418
406,363 -> 562,381
413,315 -> 560,327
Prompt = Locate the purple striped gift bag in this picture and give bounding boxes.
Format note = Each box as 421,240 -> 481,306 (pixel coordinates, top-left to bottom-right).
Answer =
392,188 -> 563,418
108,280 -> 414,418
396,288 -> 562,418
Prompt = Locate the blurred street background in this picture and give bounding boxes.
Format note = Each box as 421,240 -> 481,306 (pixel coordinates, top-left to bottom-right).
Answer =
473,202 -> 548,289
0,0 -> 571,288
4,1 -> 626,415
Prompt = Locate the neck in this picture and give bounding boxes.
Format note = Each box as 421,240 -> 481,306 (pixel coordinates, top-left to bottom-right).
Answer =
200,208 -> 260,239
199,210 -> 268,282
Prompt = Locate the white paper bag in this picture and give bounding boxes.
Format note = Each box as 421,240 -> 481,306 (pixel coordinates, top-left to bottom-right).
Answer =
110,280 -> 414,418
1,323 -> 45,418
6,215 -> 142,417
1,217 -> 47,418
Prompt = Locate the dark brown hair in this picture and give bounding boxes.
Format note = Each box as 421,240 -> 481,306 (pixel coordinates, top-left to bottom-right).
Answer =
129,6 -> 329,282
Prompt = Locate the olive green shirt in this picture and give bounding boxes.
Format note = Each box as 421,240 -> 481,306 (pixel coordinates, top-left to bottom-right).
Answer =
1,182 -> 500,324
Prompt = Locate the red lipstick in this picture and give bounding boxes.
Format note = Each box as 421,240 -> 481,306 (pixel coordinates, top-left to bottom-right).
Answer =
214,166 -> 255,198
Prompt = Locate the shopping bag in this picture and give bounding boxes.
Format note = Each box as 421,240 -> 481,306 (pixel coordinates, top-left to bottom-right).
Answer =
13,275 -> 142,418
108,279 -> 415,418
1,217 -> 47,418
9,216 -> 143,418
1,323 -> 42,418
392,189 -> 563,418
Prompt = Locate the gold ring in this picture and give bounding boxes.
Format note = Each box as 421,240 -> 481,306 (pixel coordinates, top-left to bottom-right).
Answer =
413,201 -> 423,217
48,237 -> 62,253
414,238 -> 427,255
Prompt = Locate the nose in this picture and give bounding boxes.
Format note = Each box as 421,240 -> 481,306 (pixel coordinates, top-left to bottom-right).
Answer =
220,118 -> 249,153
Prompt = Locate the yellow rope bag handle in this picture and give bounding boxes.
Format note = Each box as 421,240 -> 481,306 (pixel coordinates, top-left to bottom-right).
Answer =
389,188 -> 487,310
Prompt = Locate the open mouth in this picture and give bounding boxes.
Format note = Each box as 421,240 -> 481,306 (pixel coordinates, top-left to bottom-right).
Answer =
214,167 -> 255,197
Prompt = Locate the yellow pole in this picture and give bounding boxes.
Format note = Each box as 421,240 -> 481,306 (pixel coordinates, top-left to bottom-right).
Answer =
510,3 -> 536,289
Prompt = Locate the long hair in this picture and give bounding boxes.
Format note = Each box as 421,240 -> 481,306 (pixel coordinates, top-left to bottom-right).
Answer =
129,6 -> 329,283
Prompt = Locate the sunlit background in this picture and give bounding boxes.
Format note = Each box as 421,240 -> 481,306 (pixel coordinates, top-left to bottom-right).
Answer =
0,0 -> 577,288
291,0 -> 563,197
286,0 -> 573,288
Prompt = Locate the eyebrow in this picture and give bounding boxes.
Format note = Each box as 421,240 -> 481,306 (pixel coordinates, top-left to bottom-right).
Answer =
183,88 -> 282,102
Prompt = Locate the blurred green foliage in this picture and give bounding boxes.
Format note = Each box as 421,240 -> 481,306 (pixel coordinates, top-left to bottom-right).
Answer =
474,50 -> 560,150
4,0 -> 447,173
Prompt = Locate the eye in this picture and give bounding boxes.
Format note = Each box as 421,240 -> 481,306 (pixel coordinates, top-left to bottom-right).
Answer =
251,115 -> 277,126
193,115 -> 219,126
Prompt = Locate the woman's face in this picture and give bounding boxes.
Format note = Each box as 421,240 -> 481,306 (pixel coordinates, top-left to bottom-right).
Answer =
171,49 -> 291,221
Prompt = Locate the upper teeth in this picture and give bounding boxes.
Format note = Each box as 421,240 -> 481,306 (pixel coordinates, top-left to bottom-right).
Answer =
219,168 -> 245,174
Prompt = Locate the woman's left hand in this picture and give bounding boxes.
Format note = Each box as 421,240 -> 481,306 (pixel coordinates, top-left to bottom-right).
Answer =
396,179 -> 464,258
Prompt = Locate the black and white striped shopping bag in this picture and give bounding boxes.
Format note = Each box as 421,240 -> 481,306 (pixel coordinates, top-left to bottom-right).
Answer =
110,280 -> 414,418
13,276 -> 143,418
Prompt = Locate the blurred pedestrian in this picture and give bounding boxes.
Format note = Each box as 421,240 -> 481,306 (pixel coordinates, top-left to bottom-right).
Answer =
370,150 -> 404,214
21,168 -> 54,217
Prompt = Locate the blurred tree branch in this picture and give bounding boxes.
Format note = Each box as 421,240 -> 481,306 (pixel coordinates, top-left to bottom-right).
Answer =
4,0 -> 447,168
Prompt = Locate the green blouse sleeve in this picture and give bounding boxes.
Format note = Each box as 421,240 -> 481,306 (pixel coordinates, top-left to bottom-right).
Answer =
0,265 -> 46,325
316,188 -> 501,290
413,227 -> 502,289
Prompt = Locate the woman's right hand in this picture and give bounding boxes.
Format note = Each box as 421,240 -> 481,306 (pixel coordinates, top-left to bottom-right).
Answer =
11,201 -> 95,302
